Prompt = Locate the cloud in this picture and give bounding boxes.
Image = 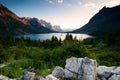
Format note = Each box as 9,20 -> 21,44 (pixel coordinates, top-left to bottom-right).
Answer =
83,2 -> 98,9
78,2 -> 82,5
57,0 -> 63,3
48,0 -> 63,4
48,0 -> 53,3
82,0 -> 120,10
105,0 -> 120,7
67,3 -> 72,7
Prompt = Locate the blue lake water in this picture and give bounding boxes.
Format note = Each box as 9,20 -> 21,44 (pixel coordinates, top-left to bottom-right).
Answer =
15,33 -> 91,41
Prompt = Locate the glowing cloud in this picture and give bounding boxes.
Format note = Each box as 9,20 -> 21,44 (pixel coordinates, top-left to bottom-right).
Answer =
48,0 -> 53,3
105,0 -> 120,7
57,0 -> 63,3
48,0 -> 63,4
83,2 -> 98,9
78,2 -> 82,5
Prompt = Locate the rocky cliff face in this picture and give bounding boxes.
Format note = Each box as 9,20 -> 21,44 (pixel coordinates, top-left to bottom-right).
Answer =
22,17 -> 54,33
22,17 -> 63,33
52,25 -> 63,32
0,4 -> 24,23
39,19 -> 63,32
0,3 -> 40,35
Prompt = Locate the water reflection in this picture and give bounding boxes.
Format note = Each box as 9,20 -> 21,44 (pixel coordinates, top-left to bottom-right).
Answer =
16,33 -> 91,41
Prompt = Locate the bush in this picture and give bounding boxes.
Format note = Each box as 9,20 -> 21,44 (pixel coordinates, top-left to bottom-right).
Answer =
0,59 -> 32,78
71,77 -> 78,80
66,42 -> 89,57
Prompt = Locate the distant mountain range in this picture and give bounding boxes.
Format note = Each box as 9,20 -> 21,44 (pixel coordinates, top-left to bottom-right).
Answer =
0,3 -> 63,36
72,5 -> 120,37
1,3 -> 120,37
38,19 -> 63,32
22,17 -> 63,32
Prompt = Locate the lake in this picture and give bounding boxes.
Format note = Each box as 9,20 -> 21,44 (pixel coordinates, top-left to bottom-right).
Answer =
15,33 -> 91,41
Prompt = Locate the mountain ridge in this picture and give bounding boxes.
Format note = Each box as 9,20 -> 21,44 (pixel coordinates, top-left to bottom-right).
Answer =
0,3 -> 61,36
72,5 -> 120,36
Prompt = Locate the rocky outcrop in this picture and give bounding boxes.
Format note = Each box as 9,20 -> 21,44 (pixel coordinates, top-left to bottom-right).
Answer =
23,71 -> 36,80
51,57 -> 120,80
1,57 -> 120,80
45,75 -> 58,80
97,66 -> 115,79
108,74 -> 120,80
35,76 -> 45,80
17,70 -> 36,80
97,66 -> 120,80
65,57 -> 97,80
65,57 -> 83,78
17,71 -> 59,80
0,75 -> 16,80
52,66 -> 64,79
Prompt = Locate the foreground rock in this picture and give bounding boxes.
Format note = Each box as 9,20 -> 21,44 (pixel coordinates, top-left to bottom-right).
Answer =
46,75 -> 58,80
0,75 -> 16,80
97,66 -> 120,80
108,74 -> 120,80
1,57 -> 120,80
52,66 -> 64,79
64,57 -> 97,80
35,76 -> 45,80
17,70 -> 36,80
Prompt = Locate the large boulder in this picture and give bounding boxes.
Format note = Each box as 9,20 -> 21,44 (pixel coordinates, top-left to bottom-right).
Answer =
112,67 -> 120,75
96,77 -> 107,80
64,57 -> 97,80
0,75 -> 9,80
23,71 -> 36,80
108,74 -> 120,80
97,66 -> 115,78
0,75 -> 16,80
35,76 -> 45,80
64,57 -> 83,78
97,66 -> 120,80
45,75 -> 58,80
52,66 -> 64,79
81,57 -> 97,80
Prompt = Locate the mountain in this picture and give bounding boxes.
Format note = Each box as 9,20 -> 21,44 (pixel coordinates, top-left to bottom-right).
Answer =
52,25 -> 63,32
39,19 -> 53,30
72,5 -> 120,37
39,19 -> 63,32
22,17 -> 63,32
63,28 -> 74,32
0,3 -> 54,36
22,17 -> 54,33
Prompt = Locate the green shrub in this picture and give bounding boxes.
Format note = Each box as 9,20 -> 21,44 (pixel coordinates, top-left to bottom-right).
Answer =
71,77 -> 78,80
0,59 -> 31,78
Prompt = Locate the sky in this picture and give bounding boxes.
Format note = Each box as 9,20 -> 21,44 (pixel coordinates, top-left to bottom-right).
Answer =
0,0 -> 120,30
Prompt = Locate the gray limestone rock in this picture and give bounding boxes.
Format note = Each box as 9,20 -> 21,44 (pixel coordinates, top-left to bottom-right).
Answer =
23,71 -> 36,80
35,76 -> 45,80
108,74 -> 120,80
45,75 -> 58,80
52,66 -> 64,79
64,57 -> 97,80
0,75 -> 16,80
